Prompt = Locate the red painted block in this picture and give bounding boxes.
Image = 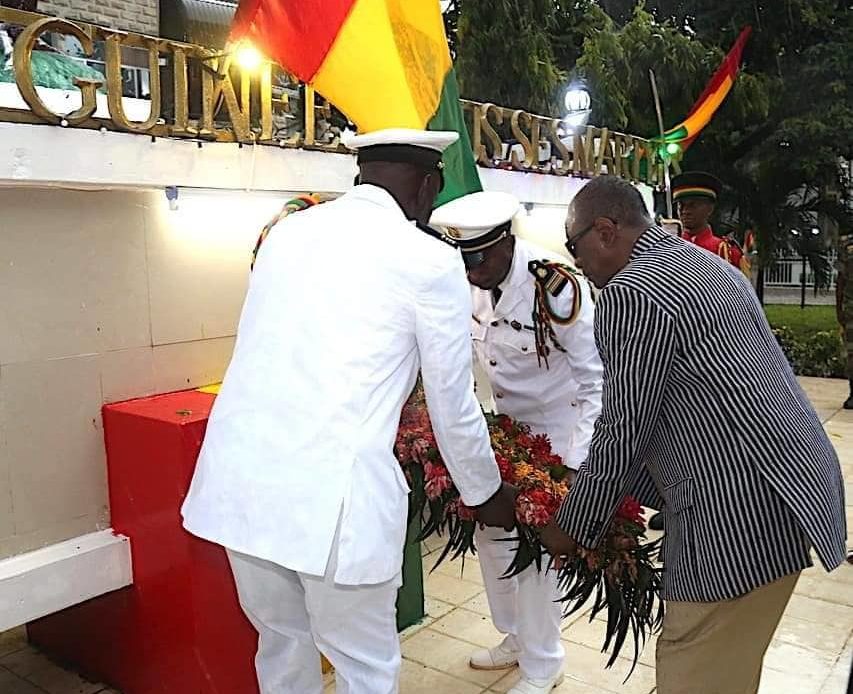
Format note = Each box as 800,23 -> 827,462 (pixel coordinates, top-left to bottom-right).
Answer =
28,390 -> 259,694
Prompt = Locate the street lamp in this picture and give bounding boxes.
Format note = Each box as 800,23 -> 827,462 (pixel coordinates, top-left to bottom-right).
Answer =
235,44 -> 263,72
563,80 -> 591,130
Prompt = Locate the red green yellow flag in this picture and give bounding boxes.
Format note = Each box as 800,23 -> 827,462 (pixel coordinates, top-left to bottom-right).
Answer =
662,26 -> 752,150
231,0 -> 481,205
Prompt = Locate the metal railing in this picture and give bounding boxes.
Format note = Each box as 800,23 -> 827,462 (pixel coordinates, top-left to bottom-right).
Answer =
765,255 -> 837,289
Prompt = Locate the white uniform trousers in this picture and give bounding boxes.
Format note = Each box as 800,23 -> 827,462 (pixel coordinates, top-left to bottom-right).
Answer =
475,525 -> 565,680
227,548 -> 402,694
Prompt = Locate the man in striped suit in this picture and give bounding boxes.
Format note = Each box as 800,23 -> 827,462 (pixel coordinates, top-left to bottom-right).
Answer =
541,176 -> 847,694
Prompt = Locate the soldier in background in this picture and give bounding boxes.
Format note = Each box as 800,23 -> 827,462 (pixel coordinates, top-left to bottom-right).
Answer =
672,171 -> 751,277
836,233 -> 853,409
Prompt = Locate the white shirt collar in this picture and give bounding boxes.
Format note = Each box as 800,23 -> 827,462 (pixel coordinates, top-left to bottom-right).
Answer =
499,238 -> 530,292
346,184 -> 409,221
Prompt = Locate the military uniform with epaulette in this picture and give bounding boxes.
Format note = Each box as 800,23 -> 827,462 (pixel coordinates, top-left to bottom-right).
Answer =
430,191 -> 603,694
673,171 -> 752,277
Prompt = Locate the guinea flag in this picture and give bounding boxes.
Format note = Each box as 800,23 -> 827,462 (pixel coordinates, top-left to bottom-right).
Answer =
230,0 -> 481,205
662,26 -> 752,150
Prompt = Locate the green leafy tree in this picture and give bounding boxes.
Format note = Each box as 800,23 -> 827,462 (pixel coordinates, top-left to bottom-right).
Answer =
447,0 -> 852,293
455,0 -> 564,115
687,1 -> 853,285
550,1 -> 611,75
565,2 -> 851,293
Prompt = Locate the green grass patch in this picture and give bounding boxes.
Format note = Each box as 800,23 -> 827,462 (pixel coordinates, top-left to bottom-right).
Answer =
763,305 -> 837,339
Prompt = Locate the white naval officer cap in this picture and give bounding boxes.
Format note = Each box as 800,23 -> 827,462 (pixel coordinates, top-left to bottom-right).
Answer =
344,128 -> 459,176
344,128 -> 459,153
430,191 -> 521,267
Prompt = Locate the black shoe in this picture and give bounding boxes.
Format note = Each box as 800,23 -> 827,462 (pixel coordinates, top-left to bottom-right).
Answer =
648,512 -> 664,531
845,395 -> 853,410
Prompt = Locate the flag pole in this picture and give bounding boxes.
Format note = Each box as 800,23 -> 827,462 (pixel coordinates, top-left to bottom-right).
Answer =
649,69 -> 673,219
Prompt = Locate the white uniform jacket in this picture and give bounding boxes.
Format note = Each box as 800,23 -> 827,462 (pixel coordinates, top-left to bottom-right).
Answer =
472,239 -> 602,469
182,184 -> 501,585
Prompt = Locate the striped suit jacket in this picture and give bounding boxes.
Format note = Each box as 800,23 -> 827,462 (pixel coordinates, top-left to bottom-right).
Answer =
556,226 -> 847,602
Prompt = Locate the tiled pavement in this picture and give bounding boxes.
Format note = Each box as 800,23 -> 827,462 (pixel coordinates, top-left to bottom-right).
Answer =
1,377 -> 851,693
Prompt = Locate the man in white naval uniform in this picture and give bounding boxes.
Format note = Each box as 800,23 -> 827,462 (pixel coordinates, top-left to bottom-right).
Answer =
431,191 -> 603,694
181,130 -> 517,694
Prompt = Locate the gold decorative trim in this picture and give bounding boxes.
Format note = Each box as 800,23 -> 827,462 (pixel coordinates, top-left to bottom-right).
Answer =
0,7 -> 664,183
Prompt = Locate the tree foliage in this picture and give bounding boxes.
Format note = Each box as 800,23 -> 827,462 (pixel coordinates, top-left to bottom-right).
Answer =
448,0 -> 853,274
455,0 -> 564,115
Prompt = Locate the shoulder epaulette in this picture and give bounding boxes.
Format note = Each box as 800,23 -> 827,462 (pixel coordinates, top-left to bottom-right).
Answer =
416,222 -> 458,248
529,259 -> 577,297
528,260 -> 582,323
251,194 -> 320,270
527,259 -> 584,368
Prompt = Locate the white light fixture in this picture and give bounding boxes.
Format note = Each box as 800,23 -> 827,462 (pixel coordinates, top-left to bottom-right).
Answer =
811,227 -> 820,236
564,83 -> 591,113
165,186 -> 179,211
235,44 -> 263,72
563,80 -> 591,130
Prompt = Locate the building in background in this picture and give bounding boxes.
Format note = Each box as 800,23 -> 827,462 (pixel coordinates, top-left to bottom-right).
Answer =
40,0 -> 158,35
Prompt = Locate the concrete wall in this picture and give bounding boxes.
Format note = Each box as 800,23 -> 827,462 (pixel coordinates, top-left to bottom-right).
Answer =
0,186 -> 292,559
0,183 -> 580,562
38,0 -> 158,35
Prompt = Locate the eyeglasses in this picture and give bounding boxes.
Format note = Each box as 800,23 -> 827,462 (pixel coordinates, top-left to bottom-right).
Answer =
564,223 -> 595,260
564,217 -> 615,259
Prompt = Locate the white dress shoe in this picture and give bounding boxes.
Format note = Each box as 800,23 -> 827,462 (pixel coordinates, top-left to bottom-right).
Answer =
507,672 -> 565,694
468,635 -> 519,670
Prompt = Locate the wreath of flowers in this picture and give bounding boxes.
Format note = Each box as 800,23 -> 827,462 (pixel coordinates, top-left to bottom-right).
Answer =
395,385 -> 663,674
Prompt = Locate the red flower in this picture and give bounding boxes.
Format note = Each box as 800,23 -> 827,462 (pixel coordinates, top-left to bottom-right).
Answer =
411,434 -> 438,465
424,461 -> 446,480
424,461 -> 452,500
616,496 -> 644,526
516,488 -> 559,527
497,415 -> 515,435
529,434 -> 552,456
496,454 -> 515,483
425,473 -> 451,500
516,434 -> 534,450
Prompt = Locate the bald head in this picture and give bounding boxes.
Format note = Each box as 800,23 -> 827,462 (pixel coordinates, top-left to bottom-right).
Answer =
571,176 -> 652,232
565,176 -> 652,288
